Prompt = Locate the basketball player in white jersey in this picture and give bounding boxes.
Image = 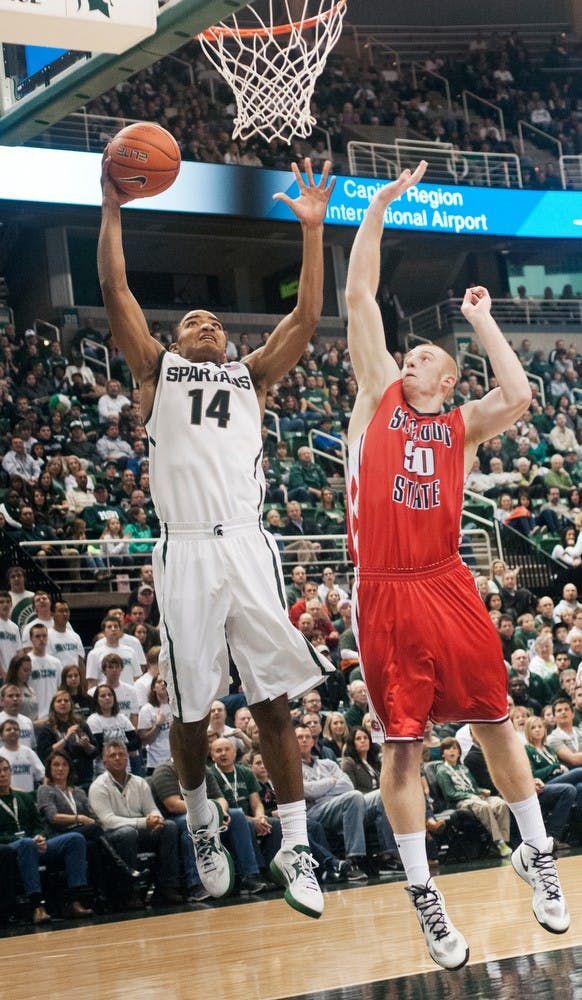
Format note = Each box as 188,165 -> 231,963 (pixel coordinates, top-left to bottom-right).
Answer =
98,154 -> 336,919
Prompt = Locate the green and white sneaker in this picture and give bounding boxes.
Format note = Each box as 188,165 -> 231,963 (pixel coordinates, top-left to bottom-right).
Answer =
270,845 -> 323,919
189,801 -> 235,899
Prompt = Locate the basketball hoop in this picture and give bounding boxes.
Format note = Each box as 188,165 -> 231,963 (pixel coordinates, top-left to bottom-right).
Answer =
197,1 -> 348,144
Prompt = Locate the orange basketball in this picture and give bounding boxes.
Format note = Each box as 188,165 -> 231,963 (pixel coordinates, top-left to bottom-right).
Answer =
108,122 -> 181,199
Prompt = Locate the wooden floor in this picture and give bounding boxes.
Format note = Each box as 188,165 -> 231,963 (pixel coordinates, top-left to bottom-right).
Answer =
2,858 -> 582,1000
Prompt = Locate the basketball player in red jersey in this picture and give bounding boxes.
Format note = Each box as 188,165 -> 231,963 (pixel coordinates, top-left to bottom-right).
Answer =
345,161 -> 569,969
98,154 -> 336,920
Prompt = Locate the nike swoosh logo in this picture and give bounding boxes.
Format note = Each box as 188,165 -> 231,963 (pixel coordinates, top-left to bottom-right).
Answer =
123,176 -> 147,188
521,850 -> 528,871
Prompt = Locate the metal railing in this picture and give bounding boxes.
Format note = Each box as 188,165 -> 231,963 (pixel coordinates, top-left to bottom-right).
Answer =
306,429 -> 348,476
360,35 -> 401,72
14,520 -> 505,593
34,318 -> 60,348
352,23 -> 572,64
347,139 -> 522,188
463,490 -> 503,565
264,407 -> 281,444
28,111 -> 141,153
81,338 -> 111,384
525,371 -> 546,408
517,120 -> 563,160
457,350 -> 489,389
560,155 -> 582,190
0,304 -> 13,329
16,534 -> 354,592
498,522 -> 571,600
462,90 -> 506,141
459,527 -> 495,574
402,305 -> 446,344
404,297 -> 582,344
410,63 -> 452,112
16,538 -> 154,595
403,329 -> 431,350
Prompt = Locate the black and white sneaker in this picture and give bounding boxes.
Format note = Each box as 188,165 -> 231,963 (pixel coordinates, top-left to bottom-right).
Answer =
189,801 -> 235,899
240,874 -> 269,895
345,860 -> 368,882
405,878 -> 469,971
322,858 -> 350,883
511,839 -> 570,934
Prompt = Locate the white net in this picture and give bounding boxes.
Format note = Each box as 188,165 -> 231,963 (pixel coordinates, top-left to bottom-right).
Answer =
198,0 -> 347,144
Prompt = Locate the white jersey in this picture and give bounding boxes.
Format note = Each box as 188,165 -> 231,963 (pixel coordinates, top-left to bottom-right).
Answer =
146,354 -> 265,525
0,617 -> 21,675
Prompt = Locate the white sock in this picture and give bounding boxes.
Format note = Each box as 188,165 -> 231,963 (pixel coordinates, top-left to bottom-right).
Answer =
509,795 -> 551,852
180,781 -> 212,829
395,831 -> 431,886
278,800 -> 309,851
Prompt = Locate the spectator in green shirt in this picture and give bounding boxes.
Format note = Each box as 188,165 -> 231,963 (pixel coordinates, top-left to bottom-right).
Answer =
288,447 -> 329,504
81,482 -> 125,538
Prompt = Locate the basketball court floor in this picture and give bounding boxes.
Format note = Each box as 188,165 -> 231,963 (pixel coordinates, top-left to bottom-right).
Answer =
2,855 -> 582,999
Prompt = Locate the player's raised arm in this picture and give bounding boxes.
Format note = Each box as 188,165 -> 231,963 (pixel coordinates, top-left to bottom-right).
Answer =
97,150 -> 163,390
345,162 -> 428,397
245,159 -> 335,398
460,287 -> 532,449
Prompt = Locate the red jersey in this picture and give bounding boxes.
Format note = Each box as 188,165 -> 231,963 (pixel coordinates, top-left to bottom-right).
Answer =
347,380 -> 466,572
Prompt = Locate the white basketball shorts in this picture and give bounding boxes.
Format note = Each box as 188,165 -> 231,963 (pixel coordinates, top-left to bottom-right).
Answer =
153,519 -> 333,722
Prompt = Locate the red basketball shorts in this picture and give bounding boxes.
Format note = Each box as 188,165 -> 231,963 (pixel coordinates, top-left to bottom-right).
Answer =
353,554 -> 509,742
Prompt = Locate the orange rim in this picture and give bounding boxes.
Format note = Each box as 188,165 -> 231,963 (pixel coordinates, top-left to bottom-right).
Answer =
197,1 -> 345,41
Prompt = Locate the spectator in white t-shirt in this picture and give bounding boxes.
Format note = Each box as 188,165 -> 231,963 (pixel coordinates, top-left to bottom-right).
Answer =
137,676 -> 172,774
317,566 -> 349,605
46,600 -> 85,673
0,684 -> 36,748
97,379 -> 131,424
0,591 -> 22,679
86,616 -> 142,686
21,590 -> 57,648
28,624 -> 61,719
87,653 -> 139,727
134,645 -> 160,708
6,566 -> 34,617
86,684 -> 140,775
0,719 -> 44,792
92,608 -> 146,674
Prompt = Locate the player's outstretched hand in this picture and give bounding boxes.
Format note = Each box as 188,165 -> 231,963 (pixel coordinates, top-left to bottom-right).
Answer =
273,157 -> 336,227
372,160 -> 428,210
461,285 -> 492,323
101,146 -> 135,207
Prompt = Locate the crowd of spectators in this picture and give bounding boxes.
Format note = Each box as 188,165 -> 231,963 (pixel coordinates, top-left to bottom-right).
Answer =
83,27 -> 582,188
460,334 -> 582,562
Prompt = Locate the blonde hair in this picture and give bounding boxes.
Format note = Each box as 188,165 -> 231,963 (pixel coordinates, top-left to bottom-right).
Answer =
510,704 -> 532,724
524,715 -> 545,745
322,711 -> 349,745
